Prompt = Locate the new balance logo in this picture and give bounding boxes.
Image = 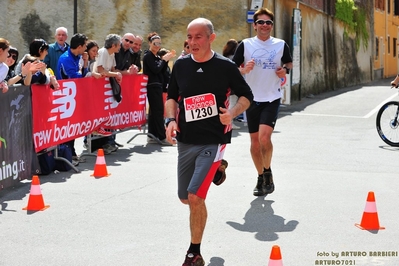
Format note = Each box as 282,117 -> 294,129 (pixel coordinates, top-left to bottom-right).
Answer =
104,78 -> 120,110
197,68 -> 204,73
48,81 -> 76,121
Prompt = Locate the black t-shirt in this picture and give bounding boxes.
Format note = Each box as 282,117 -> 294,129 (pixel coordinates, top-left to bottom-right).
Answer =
168,52 -> 253,145
115,45 -> 135,71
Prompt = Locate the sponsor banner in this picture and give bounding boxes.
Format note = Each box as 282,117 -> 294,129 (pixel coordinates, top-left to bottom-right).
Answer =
0,86 -> 33,190
31,75 -> 148,152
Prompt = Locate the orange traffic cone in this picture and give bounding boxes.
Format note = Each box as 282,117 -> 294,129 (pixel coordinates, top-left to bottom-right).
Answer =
91,149 -> 110,178
268,245 -> 283,266
22,175 -> 50,211
355,191 -> 385,230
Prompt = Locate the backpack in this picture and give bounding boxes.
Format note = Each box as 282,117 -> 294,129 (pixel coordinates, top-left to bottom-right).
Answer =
38,150 -> 56,175
55,144 -> 73,171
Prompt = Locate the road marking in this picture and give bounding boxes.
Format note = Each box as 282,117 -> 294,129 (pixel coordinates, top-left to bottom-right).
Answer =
280,93 -> 398,119
363,93 -> 398,118
279,112 -> 364,118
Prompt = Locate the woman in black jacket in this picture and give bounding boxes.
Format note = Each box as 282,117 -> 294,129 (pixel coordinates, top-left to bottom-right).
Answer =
142,32 -> 175,145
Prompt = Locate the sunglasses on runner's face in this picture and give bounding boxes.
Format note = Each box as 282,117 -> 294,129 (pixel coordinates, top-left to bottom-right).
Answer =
153,42 -> 162,47
255,19 -> 273,26
125,38 -> 134,44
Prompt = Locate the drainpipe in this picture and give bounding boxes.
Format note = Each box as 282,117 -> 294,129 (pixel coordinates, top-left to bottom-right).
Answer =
74,0 -> 77,34
385,1 -> 387,78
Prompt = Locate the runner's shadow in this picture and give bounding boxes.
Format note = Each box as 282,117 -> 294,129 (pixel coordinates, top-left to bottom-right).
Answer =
207,257 -> 225,266
226,198 -> 298,241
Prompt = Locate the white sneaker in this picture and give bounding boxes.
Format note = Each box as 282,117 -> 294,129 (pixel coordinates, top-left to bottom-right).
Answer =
232,123 -> 240,130
103,143 -> 118,153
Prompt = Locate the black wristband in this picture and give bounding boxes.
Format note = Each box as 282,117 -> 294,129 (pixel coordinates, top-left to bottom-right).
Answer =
283,66 -> 290,74
165,118 -> 176,127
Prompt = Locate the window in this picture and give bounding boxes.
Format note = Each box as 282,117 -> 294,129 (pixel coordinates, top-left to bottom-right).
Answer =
388,0 -> 391,13
375,37 -> 379,60
395,0 -> 399,15
388,36 -> 391,54
375,0 -> 385,10
394,38 -> 397,57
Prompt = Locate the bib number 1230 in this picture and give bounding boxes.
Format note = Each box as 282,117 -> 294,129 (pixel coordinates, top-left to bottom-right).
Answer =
184,93 -> 218,122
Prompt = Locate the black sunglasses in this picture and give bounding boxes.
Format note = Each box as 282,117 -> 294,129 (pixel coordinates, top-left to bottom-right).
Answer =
255,19 -> 273,26
8,54 -> 17,60
125,38 -> 134,44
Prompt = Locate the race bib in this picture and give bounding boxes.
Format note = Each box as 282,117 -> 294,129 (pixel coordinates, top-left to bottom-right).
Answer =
184,93 -> 218,122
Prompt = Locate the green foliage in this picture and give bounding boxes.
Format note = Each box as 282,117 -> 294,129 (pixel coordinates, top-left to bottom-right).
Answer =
335,0 -> 369,51
354,8 -> 369,51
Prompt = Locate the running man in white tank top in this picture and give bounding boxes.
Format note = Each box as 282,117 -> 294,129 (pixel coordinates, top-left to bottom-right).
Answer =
232,7 -> 293,197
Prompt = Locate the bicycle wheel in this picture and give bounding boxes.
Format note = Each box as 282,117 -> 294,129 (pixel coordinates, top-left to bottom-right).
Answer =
376,101 -> 399,146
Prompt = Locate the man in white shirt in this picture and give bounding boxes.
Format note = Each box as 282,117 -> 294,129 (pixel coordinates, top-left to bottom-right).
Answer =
232,7 -> 293,197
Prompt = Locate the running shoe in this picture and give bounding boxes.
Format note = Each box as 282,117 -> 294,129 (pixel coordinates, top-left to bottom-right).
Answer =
253,176 -> 266,196
103,143 -> 118,152
182,252 -> 205,266
213,159 -> 228,185
72,156 -> 86,163
263,170 -> 275,194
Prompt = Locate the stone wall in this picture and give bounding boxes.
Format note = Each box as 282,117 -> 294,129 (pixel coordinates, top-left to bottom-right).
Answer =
0,0 -> 375,101
0,0 -> 250,56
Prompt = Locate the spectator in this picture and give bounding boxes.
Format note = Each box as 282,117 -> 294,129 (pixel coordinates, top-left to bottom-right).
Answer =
131,35 -> 143,71
16,39 -> 59,89
83,40 -> 106,152
56,33 -> 90,164
115,33 -> 139,75
142,32 -> 176,145
44,27 -> 69,78
0,38 -> 10,93
111,33 -> 140,148
85,40 -> 102,79
157,48 -> 172,93
57,33 -> 89,79
178,40 -> 191,59
4,46 -> 29,86
93,34 -> 123,82
92,33 -> 123,153
20,55 -> 53,87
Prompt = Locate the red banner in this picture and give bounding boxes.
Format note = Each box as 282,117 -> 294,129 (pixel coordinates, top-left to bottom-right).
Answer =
31,75 -> 148,152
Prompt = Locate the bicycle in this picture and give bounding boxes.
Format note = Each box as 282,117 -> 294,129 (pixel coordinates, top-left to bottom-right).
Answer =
376,85 -> 399,146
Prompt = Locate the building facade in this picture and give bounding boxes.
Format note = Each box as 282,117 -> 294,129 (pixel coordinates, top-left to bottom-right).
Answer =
0,0 -> 376,101
374,0 -> 399,79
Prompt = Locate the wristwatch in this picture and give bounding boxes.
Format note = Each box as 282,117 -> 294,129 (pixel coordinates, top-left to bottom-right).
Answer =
18,73 -> 25,79
165,118 -> 176,127
283,66 -> 290,74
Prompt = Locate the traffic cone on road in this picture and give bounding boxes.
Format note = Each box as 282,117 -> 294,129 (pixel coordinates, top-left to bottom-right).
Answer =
355,191 -> 385,230
22,175 -> 50,211
91,149 -> 110,178
268,245 -> 283,266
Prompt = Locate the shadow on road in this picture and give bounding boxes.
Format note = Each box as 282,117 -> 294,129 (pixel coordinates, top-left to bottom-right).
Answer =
226,197 -> 299,242
207,257 -> 225,266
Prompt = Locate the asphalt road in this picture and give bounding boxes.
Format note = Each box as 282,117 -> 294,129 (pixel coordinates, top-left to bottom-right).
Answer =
1,79 -> 398,266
